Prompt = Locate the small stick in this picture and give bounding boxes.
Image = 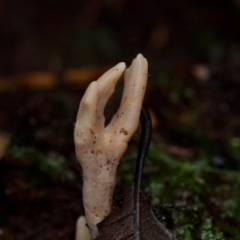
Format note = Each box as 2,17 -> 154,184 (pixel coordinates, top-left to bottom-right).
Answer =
134,106 -> 152,239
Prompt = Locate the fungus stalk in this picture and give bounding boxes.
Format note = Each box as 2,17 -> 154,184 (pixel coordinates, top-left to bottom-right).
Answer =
74,54 -> 148,239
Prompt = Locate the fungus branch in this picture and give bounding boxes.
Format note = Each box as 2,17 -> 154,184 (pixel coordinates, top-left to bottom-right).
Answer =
74,54 -> 148,239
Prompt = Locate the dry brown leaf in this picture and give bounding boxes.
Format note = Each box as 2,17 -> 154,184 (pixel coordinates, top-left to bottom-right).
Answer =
96,185 -> 174,240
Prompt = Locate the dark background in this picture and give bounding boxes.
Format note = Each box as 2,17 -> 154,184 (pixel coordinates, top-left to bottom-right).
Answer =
1,0 -> 240,239
1,0 -> 240,74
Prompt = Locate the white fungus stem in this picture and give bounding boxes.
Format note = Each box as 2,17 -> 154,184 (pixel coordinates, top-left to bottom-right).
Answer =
74,54 -> 148,239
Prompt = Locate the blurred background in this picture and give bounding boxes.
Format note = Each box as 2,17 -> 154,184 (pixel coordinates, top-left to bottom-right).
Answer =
1,0 -> 240,239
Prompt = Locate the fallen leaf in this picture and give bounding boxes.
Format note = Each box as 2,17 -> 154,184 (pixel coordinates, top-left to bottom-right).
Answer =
96,185 -> 174,240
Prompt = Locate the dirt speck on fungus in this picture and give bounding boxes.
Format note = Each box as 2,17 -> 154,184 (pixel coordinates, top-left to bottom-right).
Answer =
121,97 -> 128,105
120,128 -> 128,135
